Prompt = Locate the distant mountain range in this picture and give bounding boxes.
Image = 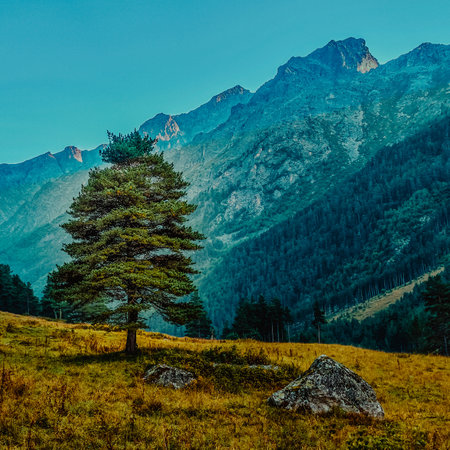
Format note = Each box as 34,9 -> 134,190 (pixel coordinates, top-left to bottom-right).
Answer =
0,37 -> 449,330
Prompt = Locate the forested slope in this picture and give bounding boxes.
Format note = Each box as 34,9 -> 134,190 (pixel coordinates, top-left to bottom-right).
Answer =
202,116 -> 450,327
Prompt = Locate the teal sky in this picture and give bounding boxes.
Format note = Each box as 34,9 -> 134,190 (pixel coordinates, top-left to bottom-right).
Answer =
0,0 -> 449,163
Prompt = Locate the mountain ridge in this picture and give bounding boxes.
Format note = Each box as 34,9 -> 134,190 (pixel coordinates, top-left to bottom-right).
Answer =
0,37 -> 449,316
139,84 -> 252,149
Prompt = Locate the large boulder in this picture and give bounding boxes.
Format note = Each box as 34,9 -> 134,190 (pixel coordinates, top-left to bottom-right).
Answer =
267,355 -> 384,418
143,364 -> 195,389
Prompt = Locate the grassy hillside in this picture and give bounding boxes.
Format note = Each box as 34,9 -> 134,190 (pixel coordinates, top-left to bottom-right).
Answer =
330,267 -> 445,322
0,311 -> 448,449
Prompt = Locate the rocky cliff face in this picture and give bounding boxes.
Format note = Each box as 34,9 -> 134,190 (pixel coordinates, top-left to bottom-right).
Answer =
0,38 -> 448,306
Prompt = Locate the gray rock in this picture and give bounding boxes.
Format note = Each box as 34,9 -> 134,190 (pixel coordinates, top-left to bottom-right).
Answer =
143,364 -> 195,389
211,363 -> 280,371
247,364 -> 280,371
267,355 -> 384,418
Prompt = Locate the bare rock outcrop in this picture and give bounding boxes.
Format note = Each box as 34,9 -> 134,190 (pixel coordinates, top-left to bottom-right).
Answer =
143,364 -> 195,389
267,355 -> 384,418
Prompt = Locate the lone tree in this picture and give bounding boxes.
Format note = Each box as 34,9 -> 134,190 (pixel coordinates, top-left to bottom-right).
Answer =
50,130 -> 204,353
312,301 -> 327,344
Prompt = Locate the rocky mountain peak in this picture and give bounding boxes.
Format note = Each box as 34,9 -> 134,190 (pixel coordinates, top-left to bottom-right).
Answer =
214,85 -> 250,103
281,37 -> 379,76
409,42 -> 449,63
316,37 -> 378,73
140,113 -> 180,142
357,51 -> 379,73
139,85 -> 252,149
157,116 -> 181,142
62,146 -> 83,163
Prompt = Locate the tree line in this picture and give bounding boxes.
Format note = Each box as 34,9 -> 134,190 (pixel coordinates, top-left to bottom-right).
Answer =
0,264 -> 39,316
1,261 -> 447,355
221,296 -> 293,342
297,264 -> 449,356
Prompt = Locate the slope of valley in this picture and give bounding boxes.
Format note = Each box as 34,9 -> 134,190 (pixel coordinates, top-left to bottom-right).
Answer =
0,37 -> 449,330
201,118 -> 449,327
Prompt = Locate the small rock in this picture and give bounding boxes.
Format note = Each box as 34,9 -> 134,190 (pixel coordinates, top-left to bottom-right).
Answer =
211,363 -> 280,370
247,364 -> 280,371
143,364 -> 195,389
267,355 -> 384,418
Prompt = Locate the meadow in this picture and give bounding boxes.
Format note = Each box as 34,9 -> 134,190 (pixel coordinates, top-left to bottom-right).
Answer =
0,311 -> 448,449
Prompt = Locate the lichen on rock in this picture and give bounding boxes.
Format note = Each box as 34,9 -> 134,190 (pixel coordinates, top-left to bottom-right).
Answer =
143,364 -> 196,390
267,355 -> 384,418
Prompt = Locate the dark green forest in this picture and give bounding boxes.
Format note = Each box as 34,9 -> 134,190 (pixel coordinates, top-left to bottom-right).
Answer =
221,296 -> 293,342
219,265 -> 449,355
203,116 -> 450,328
184,292 -> 215,339
0,264 -> 39,316
0,267 -> 101,321
299,264 -> 449,355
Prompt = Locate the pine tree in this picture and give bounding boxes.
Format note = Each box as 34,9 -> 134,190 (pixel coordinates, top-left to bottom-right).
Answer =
269,298 -> 292,342
0,265 -> 14,312
40,279 -> 59,319
256,295 -> 270,341
226,295 -> 293,342
184,292 -> 214,338
50,131 -> 204,353
312,301 -> 327,344
0,264 -> 39,315
221,321 -> 234,339
40,275 -> 104,322
422,274 -> 450,355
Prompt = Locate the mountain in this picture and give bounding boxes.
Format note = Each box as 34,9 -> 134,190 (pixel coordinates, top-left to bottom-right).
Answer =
0,83 -> 253,295
0,146 -> 103,292
0,146 -> 103,225
201,118 -> 450,327
0,38 -> 449,330
139,85 -> 252,149
160,39 -> 449,283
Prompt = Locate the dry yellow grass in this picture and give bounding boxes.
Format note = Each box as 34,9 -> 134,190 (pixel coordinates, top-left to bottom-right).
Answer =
330,267 -> 445,322
0,310 -> 449,449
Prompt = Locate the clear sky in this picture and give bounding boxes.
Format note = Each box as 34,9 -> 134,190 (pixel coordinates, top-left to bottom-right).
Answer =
0,0 -> 449,163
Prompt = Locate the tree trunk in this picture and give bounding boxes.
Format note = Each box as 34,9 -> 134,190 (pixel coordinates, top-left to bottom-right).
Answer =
126,329 -> 137,354
126,309 -> 138,354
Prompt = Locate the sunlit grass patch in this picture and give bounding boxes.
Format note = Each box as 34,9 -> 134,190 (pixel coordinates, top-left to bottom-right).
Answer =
0,310 -> 448,449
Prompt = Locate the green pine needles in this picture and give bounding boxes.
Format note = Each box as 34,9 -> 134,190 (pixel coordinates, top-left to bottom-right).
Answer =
50,131 -> 204,353
100,130 -> 155,164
